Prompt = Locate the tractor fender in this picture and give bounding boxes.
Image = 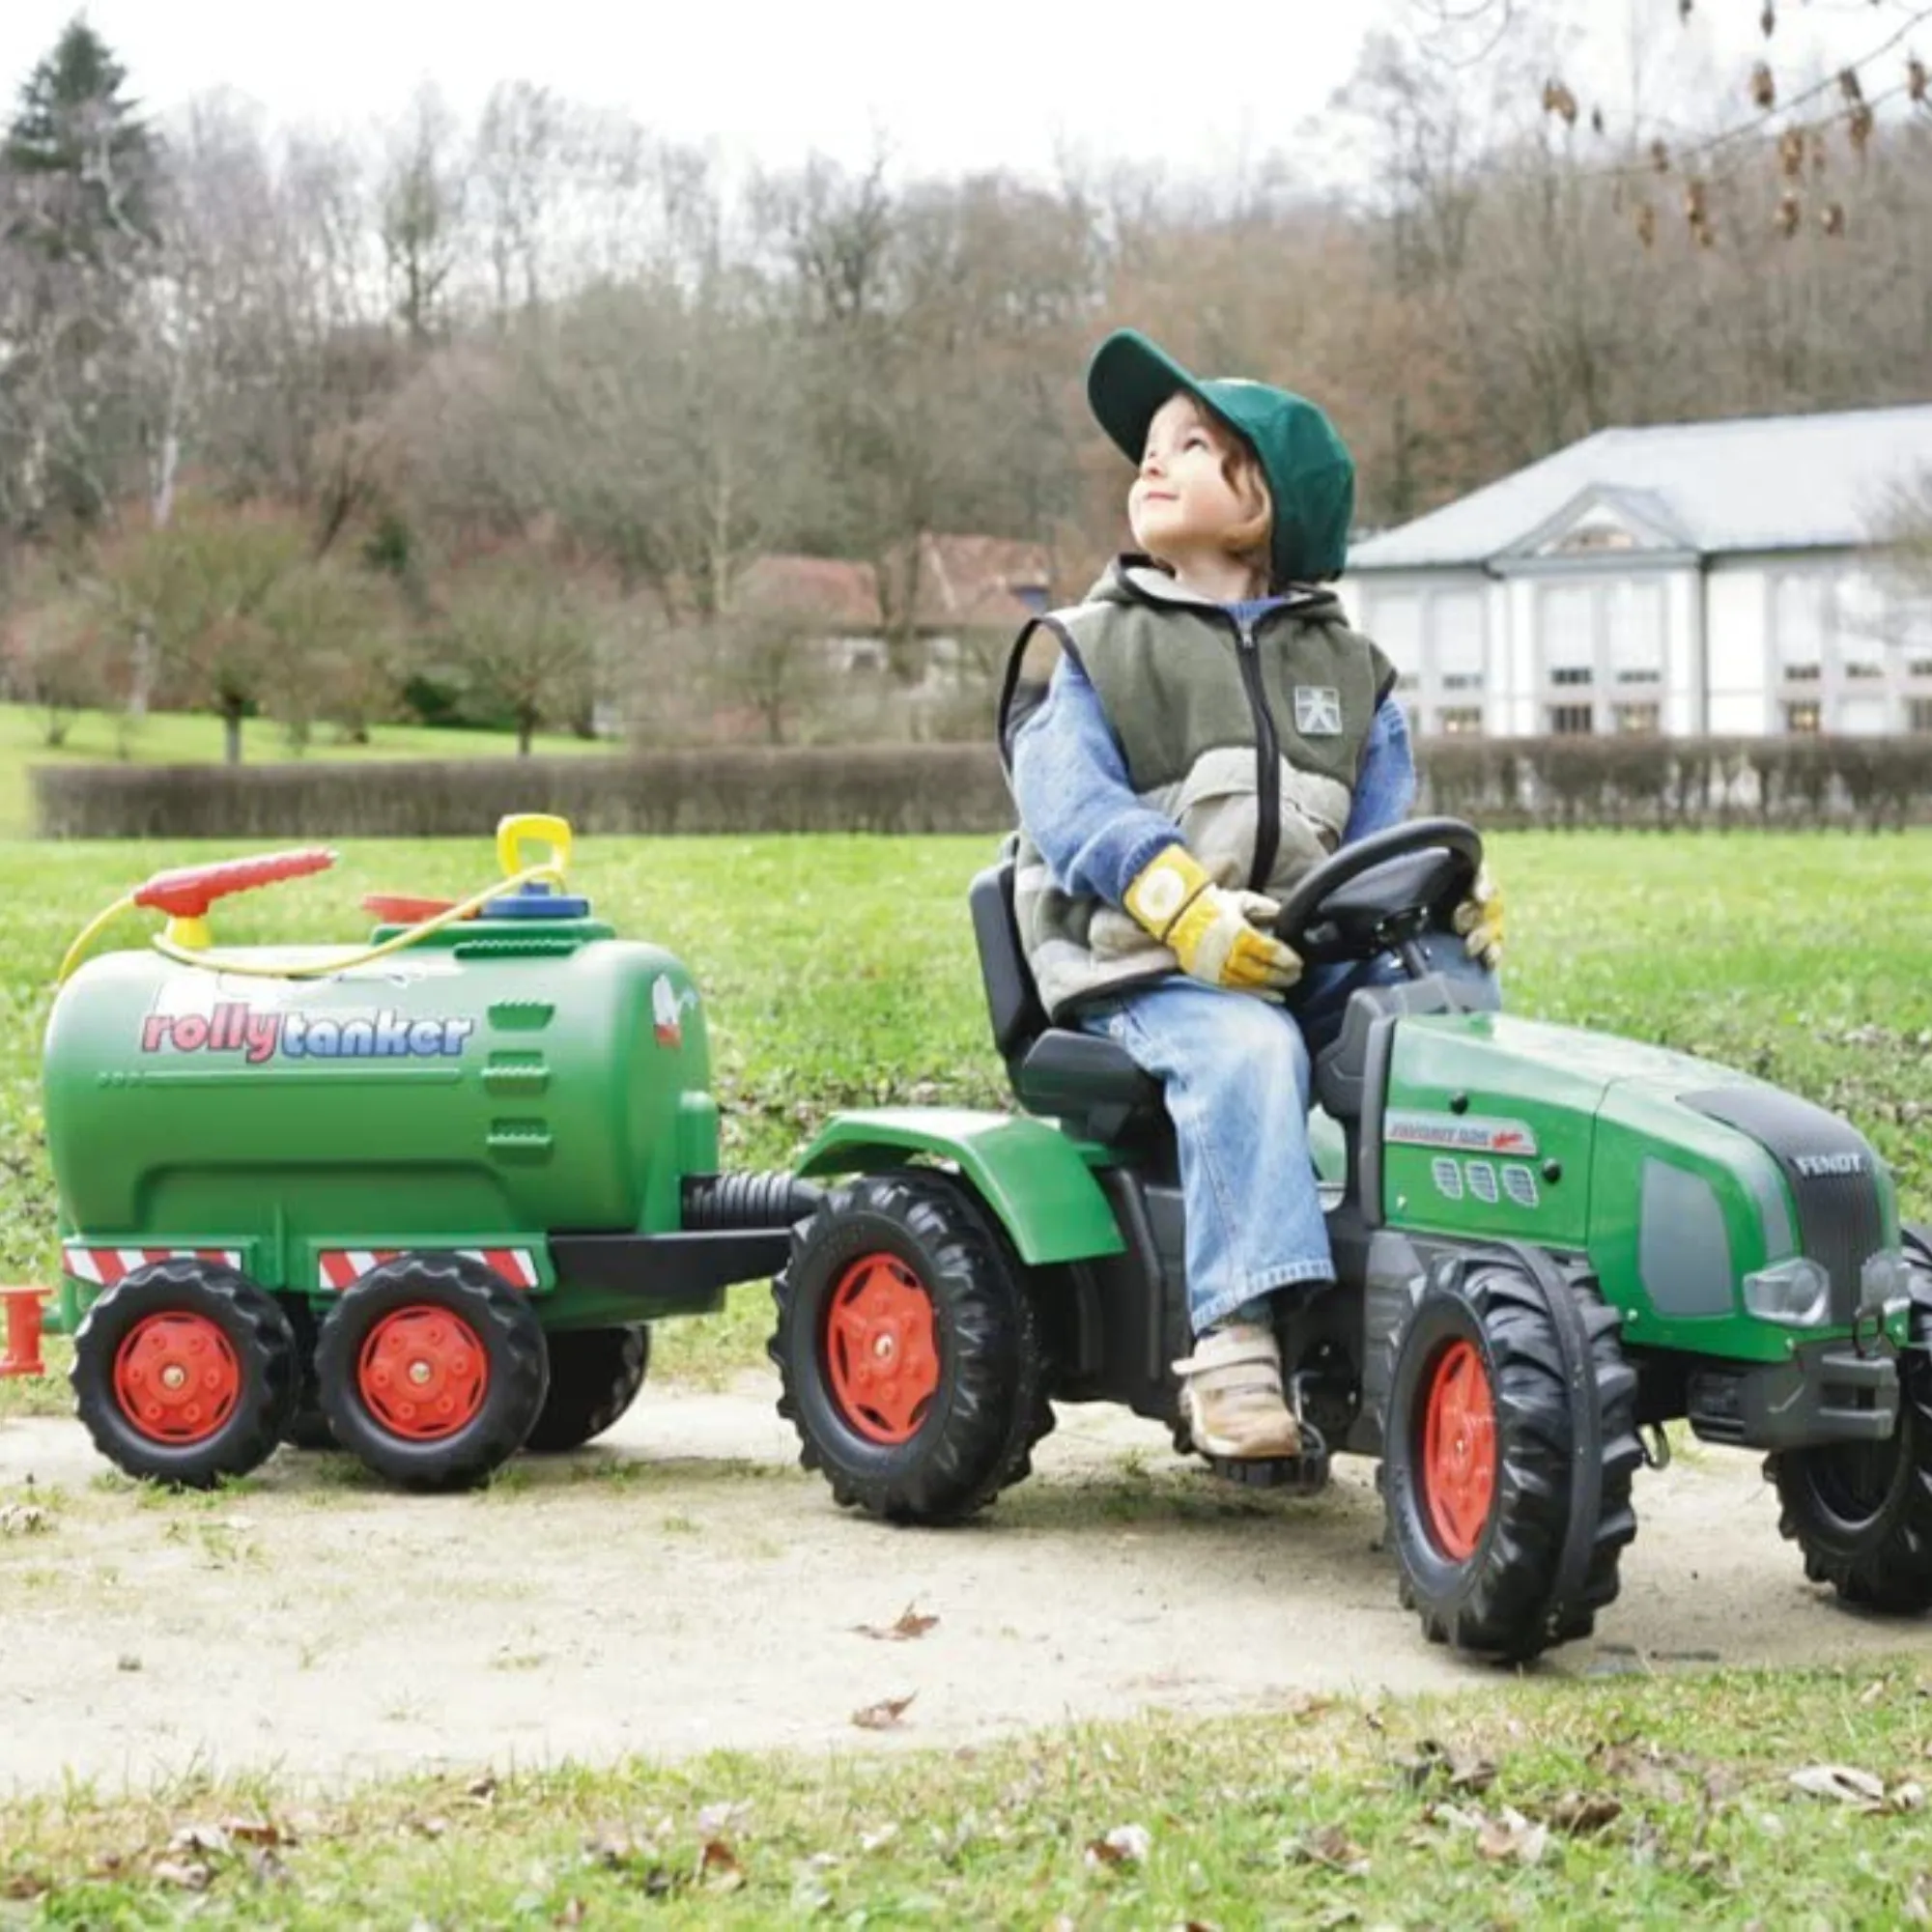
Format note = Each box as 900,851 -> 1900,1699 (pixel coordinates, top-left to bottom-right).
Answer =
793,1108 -> 1126,1267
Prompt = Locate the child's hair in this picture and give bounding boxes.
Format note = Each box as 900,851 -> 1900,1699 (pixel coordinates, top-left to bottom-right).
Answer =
1165,395 -> 1274,580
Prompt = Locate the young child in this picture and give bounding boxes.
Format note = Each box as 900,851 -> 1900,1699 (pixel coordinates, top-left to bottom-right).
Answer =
1000,328 -> 1501,1461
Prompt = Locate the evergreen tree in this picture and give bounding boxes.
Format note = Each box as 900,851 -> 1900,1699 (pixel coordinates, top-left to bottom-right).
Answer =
5,16 -> 159,257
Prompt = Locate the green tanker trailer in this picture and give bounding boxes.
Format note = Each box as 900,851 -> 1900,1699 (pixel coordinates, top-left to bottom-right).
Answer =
38,815 -> 813,1491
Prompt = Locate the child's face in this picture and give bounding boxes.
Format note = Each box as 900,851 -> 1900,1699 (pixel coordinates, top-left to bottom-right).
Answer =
1127,394 -> 1260,565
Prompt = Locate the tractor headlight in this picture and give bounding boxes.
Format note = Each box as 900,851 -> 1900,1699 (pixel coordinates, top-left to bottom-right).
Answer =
1860,1249 -> 1911,1316
1742,1256 -> 1832,1326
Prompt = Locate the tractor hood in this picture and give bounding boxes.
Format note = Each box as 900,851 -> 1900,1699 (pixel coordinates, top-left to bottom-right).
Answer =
1381,1012 -> 1902,1362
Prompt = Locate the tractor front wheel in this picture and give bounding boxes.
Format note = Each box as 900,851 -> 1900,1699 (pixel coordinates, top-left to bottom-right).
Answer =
770,1171 -> 1044,1524
316,1253 -> 547,1491
1771,1235 -> 1932,1613
523,1325 -> 650,1453
1382,1257 -> 1639,1662
70,1260 -> 298,1488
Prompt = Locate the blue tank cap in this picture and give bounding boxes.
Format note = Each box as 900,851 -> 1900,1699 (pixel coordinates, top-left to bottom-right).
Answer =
483,885 -> 593,920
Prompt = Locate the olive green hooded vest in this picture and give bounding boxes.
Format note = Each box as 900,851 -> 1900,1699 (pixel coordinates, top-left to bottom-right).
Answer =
998,560 -> 1397,1019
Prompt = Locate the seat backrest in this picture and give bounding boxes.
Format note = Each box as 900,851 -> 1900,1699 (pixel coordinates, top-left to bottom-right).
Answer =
969,859 -> 1048,1064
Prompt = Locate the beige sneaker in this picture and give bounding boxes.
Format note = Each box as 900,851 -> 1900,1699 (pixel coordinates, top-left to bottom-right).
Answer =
1173,1321 -> 1302,1460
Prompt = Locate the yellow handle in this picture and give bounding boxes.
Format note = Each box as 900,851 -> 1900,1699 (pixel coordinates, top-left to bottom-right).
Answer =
496,813 -> 573,885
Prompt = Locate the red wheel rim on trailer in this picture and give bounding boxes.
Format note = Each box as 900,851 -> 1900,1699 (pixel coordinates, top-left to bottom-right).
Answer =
823,1253 -> 941,1445
356,1306 -> 490,1440
112,1313 -> 242,1445
1421,1338 -> 1497,1561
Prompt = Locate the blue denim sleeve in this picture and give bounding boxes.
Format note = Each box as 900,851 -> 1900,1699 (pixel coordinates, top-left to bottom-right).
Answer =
1341,697 -> 1417,843
1009,656 -> 1179,906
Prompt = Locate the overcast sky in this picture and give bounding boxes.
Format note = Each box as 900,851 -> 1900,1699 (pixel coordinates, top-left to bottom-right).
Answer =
0,1 -> 1919,184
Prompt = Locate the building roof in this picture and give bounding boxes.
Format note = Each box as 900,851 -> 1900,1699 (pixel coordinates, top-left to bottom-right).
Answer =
736,534 -> 1051,632
1349,404 -> 1932,572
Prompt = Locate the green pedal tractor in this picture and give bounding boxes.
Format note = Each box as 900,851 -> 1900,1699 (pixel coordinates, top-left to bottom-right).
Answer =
39,815 -> 814,1492
772,818 -> 1932,1662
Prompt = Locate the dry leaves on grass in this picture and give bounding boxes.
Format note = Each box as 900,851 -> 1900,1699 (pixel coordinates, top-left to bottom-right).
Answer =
697,1838 -> 745,1891
1425,1802 -> 1550,1867
1403,1738 -> 1498,1795
1083,1822 -> 1151,1869
1789,1764 -> 1923,1813
853,1603 -> 938,1641
1292,1823 -> 1371,1876
851,1692 -> 917,1731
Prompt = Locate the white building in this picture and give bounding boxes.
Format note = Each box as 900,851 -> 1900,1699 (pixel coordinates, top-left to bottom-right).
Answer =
1343,406 -> 1932,739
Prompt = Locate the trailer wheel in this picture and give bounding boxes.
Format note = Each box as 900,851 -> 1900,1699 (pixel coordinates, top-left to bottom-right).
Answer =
523,1325 -> 650,1453
771,1170 -> 1044,1524
1382,1256 -> 1638,1662
1771,1230 -> 1932,1613
316,1253 -> 547,1491
71,1259 -> 298,1488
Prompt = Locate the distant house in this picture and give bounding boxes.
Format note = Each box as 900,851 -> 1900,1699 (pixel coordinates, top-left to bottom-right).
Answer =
735,533 -> 1052,680
1344,406 -> 1932,738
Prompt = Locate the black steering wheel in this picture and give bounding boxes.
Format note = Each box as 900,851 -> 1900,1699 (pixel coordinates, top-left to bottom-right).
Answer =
1269,816 -> 1484,966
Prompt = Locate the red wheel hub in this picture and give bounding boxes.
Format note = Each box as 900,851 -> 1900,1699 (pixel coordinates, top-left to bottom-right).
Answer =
113,1313 -> 242,1445
823,1253 -> 941,1445
1421,1338 -> 1497,1561
356,1306 -> 489,1441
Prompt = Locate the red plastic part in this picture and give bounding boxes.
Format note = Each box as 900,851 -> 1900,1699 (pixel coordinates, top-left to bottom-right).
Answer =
0,1289 -> 46,1378
823,1253 -> 941,1445
361,895 -> 471,924
111,1312 -> 242,1444
356,1306 -> 489,1441
133,847 -> 336,919
1420,1338 -> 1497,1562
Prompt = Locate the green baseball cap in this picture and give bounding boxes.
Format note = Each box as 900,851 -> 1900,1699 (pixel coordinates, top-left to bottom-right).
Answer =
1086,327 -> 1355,583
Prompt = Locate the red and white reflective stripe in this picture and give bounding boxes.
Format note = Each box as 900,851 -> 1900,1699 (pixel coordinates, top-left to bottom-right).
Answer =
317,1247 -> 539,1291
63,1246 -> 242,1287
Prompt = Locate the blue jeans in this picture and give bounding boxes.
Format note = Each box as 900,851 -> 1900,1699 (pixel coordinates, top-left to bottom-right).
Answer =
1077,960 -> 1401,1335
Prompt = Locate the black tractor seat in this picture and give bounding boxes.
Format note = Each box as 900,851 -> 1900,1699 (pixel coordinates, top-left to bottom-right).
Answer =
971,858 -> 1165,1145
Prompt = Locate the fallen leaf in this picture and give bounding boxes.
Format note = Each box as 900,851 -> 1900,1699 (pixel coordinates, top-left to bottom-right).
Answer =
854,1603 -> 939,1642
168,1824 -> 231,1858
0,1503 -> 48,1536
696,1801 -> 752,1836
466,1775 -> 499,1804
1295,1823 -> 1371,1876
0,1873 -> 49,1901
1084,1822 -> 1151,1869
697,1838 -> 744,1891
1894,1782 -> 1927,1814
553,1899 -> 588,1926
151,1859 -> 211,1890
222,1817 -> 283,1847
851,1693 -> 916,1731
1790,1764 -> 1887,1809
1475,1807 -> 1549,1866
858,1824 -> 898,1854
1548,1791 -> 1623,1835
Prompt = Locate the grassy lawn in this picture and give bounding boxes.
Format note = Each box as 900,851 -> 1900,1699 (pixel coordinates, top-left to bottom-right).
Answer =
0,701 -> 615,838
3,828 -> 1932,1395
3,1664 -> 1929,1923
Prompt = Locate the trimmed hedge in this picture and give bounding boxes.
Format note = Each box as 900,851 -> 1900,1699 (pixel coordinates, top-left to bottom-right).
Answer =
29,735 -> 1932,839
30,746 -> 1014,839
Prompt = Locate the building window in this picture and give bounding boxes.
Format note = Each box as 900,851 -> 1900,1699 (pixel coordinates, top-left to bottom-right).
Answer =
1784,700 -> 1822,735
1614,668 -> 1662,685
1909,659 -> 1932,680
1550,666 -> 1593,687
1844,661 -> 1885,681
1441,671 -> 1484,692
1396,672 -> 1420,692
1613,703 -> 1661,734
1909,699 -> 1932,731
1549,703 -> 1594,735
1436,707 -> 1484,736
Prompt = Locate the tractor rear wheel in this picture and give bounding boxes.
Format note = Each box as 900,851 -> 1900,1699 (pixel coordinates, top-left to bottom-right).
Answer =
1771,1228 -> 1932,1613
70,1260 -> 298,1488
1382,1256 -> 1639,1662
316,1252 -> 547,1491
770,1170 -> 1044,1524
523,1325 -> 650,1453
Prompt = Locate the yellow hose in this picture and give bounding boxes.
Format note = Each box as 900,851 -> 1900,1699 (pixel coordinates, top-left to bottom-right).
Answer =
60,863 -> 569,986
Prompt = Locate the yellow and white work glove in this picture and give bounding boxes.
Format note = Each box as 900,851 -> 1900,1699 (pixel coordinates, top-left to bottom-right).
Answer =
1453,862 -> 1504,971
1123,844 -> 1301,996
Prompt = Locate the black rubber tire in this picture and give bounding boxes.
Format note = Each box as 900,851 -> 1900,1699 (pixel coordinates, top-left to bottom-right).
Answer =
1382,1258 -> 1640,1662
770,1170 -> 1044,1524
315,1252 -> 548,1492
70,1260 -> 298,1488
281,1296 -> 337,1451
1771,1235 -> 1932,1614
523,1325 -> 650,1453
